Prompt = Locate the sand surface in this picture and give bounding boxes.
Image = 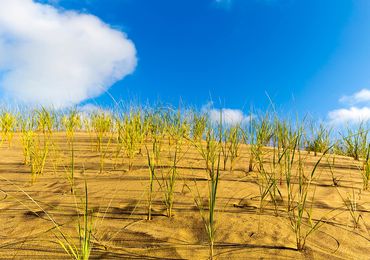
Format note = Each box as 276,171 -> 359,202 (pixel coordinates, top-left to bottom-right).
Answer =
0,133 -> 369,259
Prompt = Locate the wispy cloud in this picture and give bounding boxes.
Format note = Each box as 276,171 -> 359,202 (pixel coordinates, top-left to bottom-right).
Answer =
214,0 -> 233,9
339,88 -> 370,105
215,0 -> 232,3
214,0 -> 278,9
0,0 -> 137,108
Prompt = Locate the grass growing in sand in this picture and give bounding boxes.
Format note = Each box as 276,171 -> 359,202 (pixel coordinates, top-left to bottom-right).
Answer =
62,109 -> 82,193
0,110 -> 17,147
194,126 -> 222,260
90,111 -> 113,174
0,104 -> 369,259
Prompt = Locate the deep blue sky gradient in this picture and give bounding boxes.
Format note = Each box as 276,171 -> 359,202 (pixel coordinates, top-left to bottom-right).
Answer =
42,0 -> 370,118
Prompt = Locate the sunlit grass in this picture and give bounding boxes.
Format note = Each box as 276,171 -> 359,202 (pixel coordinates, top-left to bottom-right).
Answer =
0,104 -> 369,257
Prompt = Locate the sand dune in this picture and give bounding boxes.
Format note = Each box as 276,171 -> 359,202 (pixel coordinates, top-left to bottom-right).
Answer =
0,133 -> 368,259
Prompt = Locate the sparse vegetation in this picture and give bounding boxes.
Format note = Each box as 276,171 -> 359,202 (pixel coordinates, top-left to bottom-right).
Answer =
0,110 -> 17,147
117,110 -> 145,170
194,124 -> 222,260
91,111 -> 113,173
62,109 -> 82,193
0,105 -> 368,258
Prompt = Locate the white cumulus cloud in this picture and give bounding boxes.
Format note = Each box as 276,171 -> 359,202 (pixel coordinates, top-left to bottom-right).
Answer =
210,108 -> 244,125
328,88 -> 370,124
207,107 -> 250,126
328,106 -> 370,125
0,0 -> 137,108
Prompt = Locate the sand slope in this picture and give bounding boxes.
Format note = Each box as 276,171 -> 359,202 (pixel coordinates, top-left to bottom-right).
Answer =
0,133 -> 368,259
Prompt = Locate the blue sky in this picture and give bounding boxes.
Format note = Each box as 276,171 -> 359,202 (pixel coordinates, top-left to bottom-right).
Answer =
2,0 -> 370,123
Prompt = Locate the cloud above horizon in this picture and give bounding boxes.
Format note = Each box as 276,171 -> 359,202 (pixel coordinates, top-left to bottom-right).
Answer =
339,88 -> 370,105
0,0 -> 137,108
328,89 -> 370,124
328,106 -> 370,125
201,103 -> 250,125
